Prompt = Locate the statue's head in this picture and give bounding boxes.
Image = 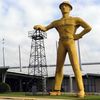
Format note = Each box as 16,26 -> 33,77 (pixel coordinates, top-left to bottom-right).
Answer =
59,1 -> 73,13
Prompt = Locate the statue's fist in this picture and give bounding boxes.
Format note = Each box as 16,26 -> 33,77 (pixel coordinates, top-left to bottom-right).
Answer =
74,34 -> 82,40
34,25 -> 41,30
33,25 -> 46,32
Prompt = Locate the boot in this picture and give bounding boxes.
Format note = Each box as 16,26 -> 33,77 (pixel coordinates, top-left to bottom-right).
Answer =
49,90 -> 61,96
77,91 -> 85,98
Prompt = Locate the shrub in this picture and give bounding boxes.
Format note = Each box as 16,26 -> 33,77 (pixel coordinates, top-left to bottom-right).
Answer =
0,82 -> 11,93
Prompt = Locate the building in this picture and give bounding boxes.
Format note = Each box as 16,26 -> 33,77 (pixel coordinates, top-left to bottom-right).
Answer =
0,65 -> 100,93
47,73 -> 100,93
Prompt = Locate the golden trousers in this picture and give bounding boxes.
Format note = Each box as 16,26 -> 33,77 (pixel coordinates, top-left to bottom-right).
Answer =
54,39 -> 84,92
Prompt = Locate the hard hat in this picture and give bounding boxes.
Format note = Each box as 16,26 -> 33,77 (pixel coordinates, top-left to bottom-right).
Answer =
59,1 -> 73,10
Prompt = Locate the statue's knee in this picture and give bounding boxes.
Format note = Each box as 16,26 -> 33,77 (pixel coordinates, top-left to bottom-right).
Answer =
73,66 -> 80,72
56,68 -> 62,74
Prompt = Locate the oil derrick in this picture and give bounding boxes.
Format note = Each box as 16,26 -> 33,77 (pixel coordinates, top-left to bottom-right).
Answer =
28,30 -> 48,94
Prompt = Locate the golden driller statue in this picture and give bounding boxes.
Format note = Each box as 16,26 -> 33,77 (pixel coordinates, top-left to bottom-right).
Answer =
34,1 -> 92,98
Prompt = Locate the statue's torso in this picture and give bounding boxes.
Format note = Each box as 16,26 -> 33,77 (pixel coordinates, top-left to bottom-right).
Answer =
52,17 -> 78,39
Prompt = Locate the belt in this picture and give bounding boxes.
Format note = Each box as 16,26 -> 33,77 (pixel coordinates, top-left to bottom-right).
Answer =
60,36 -> 74,41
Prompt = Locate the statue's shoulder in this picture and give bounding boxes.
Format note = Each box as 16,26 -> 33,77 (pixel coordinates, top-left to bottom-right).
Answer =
71,16 -> 84,25
72,17 -> 83,21
52,19 -> 61,24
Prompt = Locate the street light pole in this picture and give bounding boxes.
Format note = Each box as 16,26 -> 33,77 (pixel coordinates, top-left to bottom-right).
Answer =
2,38 -> 5,67
19,45 -> 22,72
77,40 -> 82,70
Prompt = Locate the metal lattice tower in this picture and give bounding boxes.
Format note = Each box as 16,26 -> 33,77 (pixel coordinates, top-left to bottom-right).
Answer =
28,30 -> 48,93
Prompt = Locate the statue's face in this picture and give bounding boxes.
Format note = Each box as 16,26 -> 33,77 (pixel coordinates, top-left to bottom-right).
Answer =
60,4 -> 71,14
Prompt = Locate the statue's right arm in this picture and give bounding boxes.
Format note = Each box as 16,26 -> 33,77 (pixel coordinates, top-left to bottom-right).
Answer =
33,22 -> 54,32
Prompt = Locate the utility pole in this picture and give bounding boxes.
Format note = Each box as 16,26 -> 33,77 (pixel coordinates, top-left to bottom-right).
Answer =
19,45 -> 22,72
56,41 -> 58,52
2,38 -> 5,67
77,40 -> 82,70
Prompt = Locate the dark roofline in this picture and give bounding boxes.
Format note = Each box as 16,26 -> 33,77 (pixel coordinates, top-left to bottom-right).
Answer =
6,71 -> 45,79
0,67 -> 9,74
86,73 -> 100,77
6,71 -> 33,78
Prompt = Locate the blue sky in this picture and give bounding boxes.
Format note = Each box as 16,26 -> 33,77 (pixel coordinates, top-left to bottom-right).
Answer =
0,0 -> 100,71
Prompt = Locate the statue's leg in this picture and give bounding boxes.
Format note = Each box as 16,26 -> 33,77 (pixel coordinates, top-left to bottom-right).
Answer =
50,41 -> 67,95
68,40 -> 85,98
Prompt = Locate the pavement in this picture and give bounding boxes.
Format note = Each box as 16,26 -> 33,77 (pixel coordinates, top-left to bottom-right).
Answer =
0,96 -> 67,100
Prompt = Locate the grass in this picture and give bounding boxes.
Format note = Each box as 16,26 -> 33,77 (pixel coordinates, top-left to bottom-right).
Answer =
0,92 -> 100,100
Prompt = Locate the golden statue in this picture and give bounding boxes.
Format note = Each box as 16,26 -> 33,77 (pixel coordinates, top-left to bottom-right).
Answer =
34,1 -> 92,98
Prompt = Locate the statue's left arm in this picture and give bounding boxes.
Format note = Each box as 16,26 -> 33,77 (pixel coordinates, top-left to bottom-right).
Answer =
74,17 -> 92,40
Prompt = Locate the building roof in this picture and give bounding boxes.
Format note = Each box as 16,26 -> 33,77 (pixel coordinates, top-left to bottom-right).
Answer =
0,64 -> 99,77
